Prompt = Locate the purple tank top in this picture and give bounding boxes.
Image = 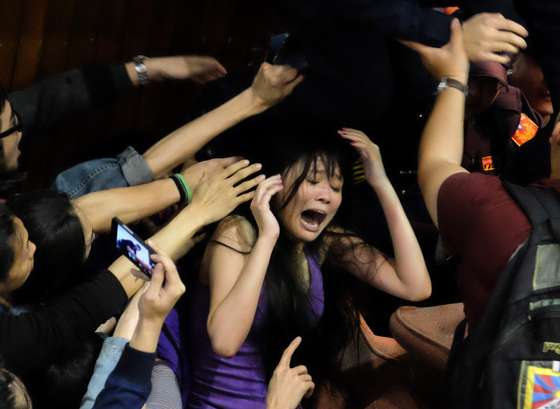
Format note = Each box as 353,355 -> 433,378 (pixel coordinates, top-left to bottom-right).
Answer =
186,252 -> 325,409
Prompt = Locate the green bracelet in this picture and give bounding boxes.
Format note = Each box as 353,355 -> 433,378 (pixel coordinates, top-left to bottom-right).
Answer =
175,173 -> 193,204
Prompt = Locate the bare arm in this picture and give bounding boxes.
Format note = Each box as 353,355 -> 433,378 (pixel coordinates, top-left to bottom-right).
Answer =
406,19 -> 471,227
206,176 -> 283,357
143,63 -> 304,178
74,178 -> 180,234
108,160 -> 263,298
336,129 -> 431,302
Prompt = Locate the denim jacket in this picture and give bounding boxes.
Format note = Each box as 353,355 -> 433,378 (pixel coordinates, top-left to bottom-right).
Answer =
52,146 -> 154,198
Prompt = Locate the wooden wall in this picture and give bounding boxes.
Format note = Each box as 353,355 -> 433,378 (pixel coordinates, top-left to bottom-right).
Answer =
0,0 -> 276,189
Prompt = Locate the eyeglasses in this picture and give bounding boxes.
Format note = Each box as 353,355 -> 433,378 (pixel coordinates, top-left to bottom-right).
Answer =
0,109 -> 22,139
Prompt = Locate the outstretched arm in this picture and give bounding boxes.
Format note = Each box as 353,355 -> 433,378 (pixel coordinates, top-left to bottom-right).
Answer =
405,19 -> 471,227
334,129 -> 431,302
143,63 -> 304,178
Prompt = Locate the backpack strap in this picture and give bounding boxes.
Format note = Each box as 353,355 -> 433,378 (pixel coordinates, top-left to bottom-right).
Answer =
504,182 -> 560,241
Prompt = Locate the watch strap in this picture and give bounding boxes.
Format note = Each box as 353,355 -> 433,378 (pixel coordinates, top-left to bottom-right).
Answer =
133,55 -> 150,85
437,77 -> 468,96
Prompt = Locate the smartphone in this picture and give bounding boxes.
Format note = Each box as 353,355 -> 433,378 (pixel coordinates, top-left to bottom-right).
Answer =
112,217 -> 156,277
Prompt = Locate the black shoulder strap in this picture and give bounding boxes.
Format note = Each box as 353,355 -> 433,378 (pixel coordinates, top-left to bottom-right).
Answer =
504,182 -> 560,241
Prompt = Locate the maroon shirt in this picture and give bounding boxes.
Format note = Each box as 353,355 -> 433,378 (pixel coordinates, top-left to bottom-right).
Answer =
437,173 -> 533,327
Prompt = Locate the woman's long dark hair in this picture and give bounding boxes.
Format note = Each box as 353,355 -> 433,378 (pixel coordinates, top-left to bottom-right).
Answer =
212,125 -> 368,402
7,190 -> 85,303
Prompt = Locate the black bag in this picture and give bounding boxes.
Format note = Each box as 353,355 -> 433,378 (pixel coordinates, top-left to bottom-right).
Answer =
449,182 -> 560,409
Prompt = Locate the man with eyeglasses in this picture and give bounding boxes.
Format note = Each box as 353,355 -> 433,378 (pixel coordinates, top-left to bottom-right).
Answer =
0,94 -> 23,172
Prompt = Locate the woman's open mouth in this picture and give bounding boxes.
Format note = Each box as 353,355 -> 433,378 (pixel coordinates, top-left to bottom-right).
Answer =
300,209 -> 327,232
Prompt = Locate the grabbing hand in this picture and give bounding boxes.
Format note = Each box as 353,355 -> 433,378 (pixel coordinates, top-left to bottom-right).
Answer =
137,243 -> 186,325
190,159 -> 265,225
402,18 -> 469,83
250,175 -> 283,240
338,128 -> 388,188
181,157 -> 243,192
250,62 -> 304,109
266,337 -> 315,409
146,55 -> 227,84
462,13 -> 528,64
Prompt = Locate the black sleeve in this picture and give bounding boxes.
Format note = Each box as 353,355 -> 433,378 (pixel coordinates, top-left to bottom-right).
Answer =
278,0 -> 453,46
513,0 -> 560,115
8,64 -> 133,139
92,345 -> 155,409
0,270 -> 127,376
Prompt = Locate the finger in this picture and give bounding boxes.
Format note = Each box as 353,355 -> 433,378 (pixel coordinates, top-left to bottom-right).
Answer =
449,18 -> 464,49
279,336 -> 302,368
299,374 -> 313,382
148,241 -> 183,290
292,365 -> 309,376
286,74 -> 304,93
399,40 -> 434,56
476,51 -> 511,65
488,41 -> 519,55
236,190 -> 256,204
495,17 -> 529,38
147,262 -> 165,295
228,163 -> 263,185
340,128 -> 366,139
234,174 -> 266,194
221,159 -> 251,179
256,182 -> 283,206
304,382 -> 315,398
494,31 -> 527,50
214,156 -> 243,169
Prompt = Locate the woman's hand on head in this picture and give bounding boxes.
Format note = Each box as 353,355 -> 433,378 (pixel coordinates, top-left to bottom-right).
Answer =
250,63 -> 304,109
250,175 -> 283,240
189,159 -> 265,226
338,128 -> 389,188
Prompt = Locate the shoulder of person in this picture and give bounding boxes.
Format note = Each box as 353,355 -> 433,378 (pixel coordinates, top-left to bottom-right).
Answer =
210,215 -> 256,254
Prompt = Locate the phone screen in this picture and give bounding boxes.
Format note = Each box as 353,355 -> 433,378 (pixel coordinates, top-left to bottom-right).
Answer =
113,218 -> 156,277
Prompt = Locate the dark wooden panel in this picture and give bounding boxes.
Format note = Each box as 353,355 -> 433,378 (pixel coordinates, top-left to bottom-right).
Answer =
38,0 -> 78,77
11,0 -> 49,89
0,1 -> 24,88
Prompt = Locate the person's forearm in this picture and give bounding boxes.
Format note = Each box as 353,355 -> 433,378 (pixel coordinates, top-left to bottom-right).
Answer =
108,204 -> 208,298
208,236 -> 276,357
129,318 -> 164,353
418,78 -> 467,173
74,178 -> 180,233
372,181 -> 431,301
143,88 -> 269,177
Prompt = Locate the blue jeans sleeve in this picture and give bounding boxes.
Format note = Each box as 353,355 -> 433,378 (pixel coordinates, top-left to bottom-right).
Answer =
52,146 -> 154,199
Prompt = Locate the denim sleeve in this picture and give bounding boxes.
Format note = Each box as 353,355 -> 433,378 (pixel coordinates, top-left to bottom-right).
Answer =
52,146 -> 154,199
80,336 -> 129,409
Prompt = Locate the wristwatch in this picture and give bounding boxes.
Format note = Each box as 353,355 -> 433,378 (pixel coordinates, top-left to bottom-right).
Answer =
132,55 -> 150,85
437,77 -> 468,96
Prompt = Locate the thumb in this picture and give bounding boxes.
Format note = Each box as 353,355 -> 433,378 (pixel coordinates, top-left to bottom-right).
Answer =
147,262 -> 165,295
399,39 -> 434,58
449,18 -> 464,49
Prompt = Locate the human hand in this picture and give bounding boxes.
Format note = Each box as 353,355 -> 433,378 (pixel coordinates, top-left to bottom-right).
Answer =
146,55 -> 227,84
181,157 -> 242,192
189,159 -> 265,225
462,13 -> 528,64
250,175 -> 283,240
338,128 -> 388,188
249,62 -> 304,109
113,283 -> 149,340
266,337 -> 315,409
401,19 -> 469,84
137,243 -> 186,325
